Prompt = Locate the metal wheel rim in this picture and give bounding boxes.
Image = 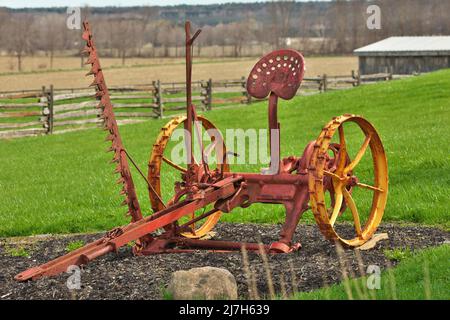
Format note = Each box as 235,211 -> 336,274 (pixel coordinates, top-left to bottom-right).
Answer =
308,114 -> 388,247
148,115 -> 228,238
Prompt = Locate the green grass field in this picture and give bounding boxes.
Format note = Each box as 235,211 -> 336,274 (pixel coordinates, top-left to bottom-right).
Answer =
0,70 -> 449,237
294,244 -> 450,300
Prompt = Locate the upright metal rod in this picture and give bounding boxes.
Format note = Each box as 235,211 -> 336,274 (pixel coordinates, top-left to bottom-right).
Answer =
185,21 -> 194,167
184,21 -> 203,171
268,92 -> 280,174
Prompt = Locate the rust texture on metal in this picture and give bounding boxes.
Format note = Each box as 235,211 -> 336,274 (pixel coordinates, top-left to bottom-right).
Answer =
308,114 -> 388,246
246,49 -> 305,100
15,20 -> 388,282
81,21 -> 142,223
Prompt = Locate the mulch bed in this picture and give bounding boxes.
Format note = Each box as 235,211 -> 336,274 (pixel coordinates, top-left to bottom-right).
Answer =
0,222 -> 448,300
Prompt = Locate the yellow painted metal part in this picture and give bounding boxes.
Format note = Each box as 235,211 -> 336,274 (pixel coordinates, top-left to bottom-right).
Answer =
308,114 -> 388,247
148,115 -> 228,239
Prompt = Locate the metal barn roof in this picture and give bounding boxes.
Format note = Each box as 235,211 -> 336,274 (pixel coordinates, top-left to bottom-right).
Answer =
354,36 -> 450,56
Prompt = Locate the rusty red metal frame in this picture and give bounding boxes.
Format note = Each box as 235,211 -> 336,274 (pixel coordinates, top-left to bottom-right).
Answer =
15,20 -> 387,282
14,21 -> 309,281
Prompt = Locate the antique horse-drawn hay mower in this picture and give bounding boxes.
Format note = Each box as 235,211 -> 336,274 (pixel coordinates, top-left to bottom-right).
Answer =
15,21 -> 388,281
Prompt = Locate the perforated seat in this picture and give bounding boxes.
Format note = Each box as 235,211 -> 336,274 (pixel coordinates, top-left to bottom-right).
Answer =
246,49 -> 305,100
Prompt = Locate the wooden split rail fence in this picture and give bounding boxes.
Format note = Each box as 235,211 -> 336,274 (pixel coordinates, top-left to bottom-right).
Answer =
0,72 -> 394,139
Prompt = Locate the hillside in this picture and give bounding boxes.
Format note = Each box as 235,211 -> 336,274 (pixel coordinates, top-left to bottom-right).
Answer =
8,2 -> 330,27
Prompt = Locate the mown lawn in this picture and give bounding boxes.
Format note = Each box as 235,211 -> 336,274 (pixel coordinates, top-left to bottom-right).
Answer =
294,244 -> 450,300
0,70 -> 449,236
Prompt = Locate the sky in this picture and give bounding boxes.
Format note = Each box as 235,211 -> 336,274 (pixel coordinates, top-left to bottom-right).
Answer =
1,0 -> 275,8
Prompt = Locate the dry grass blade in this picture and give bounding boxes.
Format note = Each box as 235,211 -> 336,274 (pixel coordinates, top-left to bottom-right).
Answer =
354,249 -> 373,300
250,270 -> 260,300
321,274 -> 331,300
385,259 -> 397,300
335,242 -> 354,300
258,243 -> 276,300
279,272 -> 287,300
241,245 -> 259,300
344,252 -> 365,300
288,259 -> 298,295
423,259 -> 431,300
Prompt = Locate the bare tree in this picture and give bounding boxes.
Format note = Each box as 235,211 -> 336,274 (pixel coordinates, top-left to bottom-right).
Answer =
157,21 -> 172,57
330,0 -> 349,54
213,24 -> 228,56
228,21 -> 250,57
268,0 -> 293,49
138,6 -> 158,56
171,25 -> 184,57
0,8 -> 9,32
1,1 -> 450,61
40,14 -> 65,69
5,13 -> 36,72
142,18 -> 169,58
0,9 -> 10,55
111,18 -> 139,65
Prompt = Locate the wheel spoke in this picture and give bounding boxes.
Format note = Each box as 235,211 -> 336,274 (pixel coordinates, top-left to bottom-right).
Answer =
189,223 -> 197,235
150,117 -> 225,239
190,211 -> 196,233
204,140 -> 218,164
356,182 -> 384,193
309,117 -> 388,246
345,134 -> 371,173
337,125 -> 347,173
193,119 -> 206,165
342,188 -> 362,237
162,156 -> 187,173
329,190 -> 343,226
323,170 -> 342,181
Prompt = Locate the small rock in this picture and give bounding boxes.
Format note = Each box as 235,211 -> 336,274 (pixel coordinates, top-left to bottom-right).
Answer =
167,266 -> 237,300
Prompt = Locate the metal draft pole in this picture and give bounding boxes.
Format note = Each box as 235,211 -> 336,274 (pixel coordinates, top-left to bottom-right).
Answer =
184,21 -> 201,168
184,21 -> 193,167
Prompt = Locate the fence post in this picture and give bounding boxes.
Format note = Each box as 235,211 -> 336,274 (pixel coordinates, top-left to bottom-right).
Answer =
351,70 -> 357,87
41,85 -> 49,133
157,80 -> 163,118
242,76 -> 251,104
41,85 -> 54,134
356,71 -> 361,86
48,85 -> 54,134
153,80 -> 163,118
389,65 -> 394,79
322,74 -> 328,92
201,78 -> 212,110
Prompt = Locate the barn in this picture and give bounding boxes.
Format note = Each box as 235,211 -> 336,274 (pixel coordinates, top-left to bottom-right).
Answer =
354,36 -> 450,75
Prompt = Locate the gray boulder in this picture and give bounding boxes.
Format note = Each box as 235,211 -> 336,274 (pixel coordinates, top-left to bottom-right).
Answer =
167,266 -> 238,300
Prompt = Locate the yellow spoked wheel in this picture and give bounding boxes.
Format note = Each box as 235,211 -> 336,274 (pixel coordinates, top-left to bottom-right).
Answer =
148,115 -> 228,238
309,114 -> 388,247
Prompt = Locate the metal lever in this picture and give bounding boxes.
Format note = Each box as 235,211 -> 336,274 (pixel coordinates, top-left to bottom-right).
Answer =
187,29 -> 202,45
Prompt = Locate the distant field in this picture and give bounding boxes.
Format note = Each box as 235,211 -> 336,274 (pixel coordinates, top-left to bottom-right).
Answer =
0,69 -> 449,236
0,56 -> 188,73
0,56 -> 357,92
